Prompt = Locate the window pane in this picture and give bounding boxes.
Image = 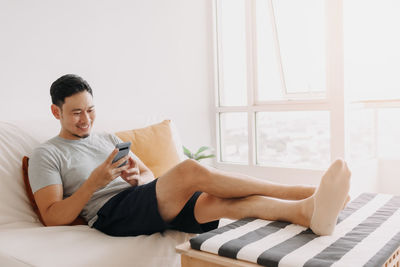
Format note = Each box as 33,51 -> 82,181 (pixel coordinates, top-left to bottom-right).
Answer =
378,108 -> 400,158
344,0 -> 400,101
272,0 -> 326,94
348,109 -> 375,162
220,112 -> 248,163
255,0 -> 283,101
256,111 -> 330,168
218,0 -> 247,106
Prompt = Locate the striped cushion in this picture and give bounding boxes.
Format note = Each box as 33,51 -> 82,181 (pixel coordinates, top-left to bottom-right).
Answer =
190,193 -> 400,267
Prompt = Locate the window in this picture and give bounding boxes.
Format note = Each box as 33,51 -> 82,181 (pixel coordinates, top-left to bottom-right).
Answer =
256,111 -> 330,168
345,0 -> 400,162
213,0 -> 400,174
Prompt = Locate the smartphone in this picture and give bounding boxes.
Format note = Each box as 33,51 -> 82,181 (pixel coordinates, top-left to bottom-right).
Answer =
112,142 -> 131,167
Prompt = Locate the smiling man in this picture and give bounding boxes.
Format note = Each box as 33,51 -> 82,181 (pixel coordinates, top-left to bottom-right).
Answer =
28,74 -> 351,237
50,80 -> 95,139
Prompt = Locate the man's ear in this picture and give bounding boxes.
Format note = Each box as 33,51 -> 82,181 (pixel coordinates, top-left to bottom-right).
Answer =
51,104 -> 61,120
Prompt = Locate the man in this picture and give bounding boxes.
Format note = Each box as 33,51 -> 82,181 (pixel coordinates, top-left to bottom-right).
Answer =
29,74 -> 351,237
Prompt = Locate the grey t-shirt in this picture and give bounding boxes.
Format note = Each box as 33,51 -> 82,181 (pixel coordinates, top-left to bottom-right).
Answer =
28,132 -> 132,227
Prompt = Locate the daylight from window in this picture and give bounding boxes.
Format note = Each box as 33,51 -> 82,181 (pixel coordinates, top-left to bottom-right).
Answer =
216,0 -> 400,170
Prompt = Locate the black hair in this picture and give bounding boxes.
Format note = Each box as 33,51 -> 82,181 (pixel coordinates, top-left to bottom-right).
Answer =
50,74 -> 93,108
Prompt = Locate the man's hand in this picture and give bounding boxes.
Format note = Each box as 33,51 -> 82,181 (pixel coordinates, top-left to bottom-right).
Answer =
88,149 -> 131,190
120,157 -> 141,186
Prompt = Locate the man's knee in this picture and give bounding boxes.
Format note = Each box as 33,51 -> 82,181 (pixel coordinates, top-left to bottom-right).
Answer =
176,159 -> 210,183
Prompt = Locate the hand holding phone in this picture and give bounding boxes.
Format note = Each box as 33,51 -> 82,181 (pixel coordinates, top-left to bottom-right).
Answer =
112,142 -> 131,167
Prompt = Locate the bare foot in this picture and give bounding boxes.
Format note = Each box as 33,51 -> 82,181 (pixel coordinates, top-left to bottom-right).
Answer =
309,159 -> 351,235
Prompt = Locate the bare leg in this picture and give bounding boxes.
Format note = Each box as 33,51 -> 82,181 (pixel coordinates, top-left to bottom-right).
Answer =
201,165 -> 315,200
193,193 -> 312,227
156,158 -> 350,235
156,159 -> 313,222
193,159 -> 351,235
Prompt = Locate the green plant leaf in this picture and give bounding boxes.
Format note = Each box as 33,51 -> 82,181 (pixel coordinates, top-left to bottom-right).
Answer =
196,154 -> 215,161
183,146 -> 193,158
195,146 -> 211,156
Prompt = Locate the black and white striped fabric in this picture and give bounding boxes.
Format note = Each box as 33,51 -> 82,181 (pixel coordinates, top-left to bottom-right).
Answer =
190,193 -> 400,267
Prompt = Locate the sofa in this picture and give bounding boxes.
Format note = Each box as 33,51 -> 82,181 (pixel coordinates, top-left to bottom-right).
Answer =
0,118 -> 195,267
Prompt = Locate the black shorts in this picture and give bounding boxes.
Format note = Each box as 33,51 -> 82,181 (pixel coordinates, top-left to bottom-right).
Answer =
93,179 -> 219,236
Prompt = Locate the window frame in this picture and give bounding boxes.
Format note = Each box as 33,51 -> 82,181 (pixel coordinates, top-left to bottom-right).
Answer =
212,0 -> 345,181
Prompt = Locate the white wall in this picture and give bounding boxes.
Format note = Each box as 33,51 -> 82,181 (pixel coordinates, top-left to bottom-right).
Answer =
0,0 -> 215,151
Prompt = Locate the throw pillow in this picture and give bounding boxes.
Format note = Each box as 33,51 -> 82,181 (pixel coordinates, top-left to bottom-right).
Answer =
115,120 -> 182,178
22,156 -> 87,226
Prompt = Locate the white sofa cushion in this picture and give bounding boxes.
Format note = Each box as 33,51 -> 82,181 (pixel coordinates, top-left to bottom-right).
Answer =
0,122 -> 41,225
0,221 -> 190,267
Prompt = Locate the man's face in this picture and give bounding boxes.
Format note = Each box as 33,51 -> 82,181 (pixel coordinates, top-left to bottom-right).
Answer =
52,91 -> 96,140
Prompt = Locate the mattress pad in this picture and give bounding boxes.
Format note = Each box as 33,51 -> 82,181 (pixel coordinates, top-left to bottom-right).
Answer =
190,193 -> 400,267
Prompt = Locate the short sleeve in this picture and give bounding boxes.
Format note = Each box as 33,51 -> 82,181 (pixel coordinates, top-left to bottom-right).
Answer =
28,147 -> 62,193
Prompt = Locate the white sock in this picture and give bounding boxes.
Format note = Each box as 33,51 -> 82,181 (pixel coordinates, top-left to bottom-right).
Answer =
310,159 -> 351,235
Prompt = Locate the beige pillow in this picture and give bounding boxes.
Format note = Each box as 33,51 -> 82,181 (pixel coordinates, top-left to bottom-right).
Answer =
115,120 -> 182,177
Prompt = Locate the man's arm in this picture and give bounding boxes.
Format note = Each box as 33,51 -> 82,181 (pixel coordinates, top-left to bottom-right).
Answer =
34,149 -> 130,226
34,181 -> 97,226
